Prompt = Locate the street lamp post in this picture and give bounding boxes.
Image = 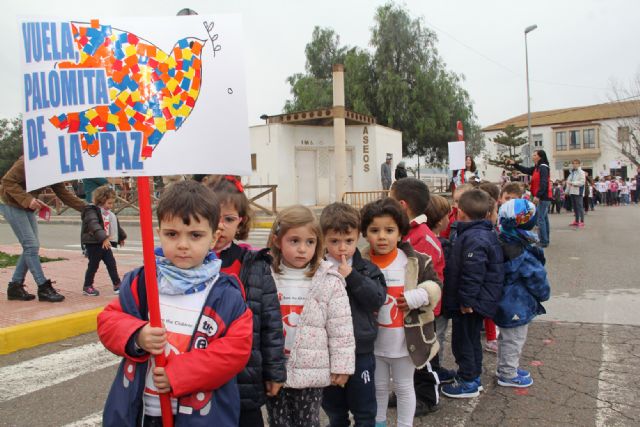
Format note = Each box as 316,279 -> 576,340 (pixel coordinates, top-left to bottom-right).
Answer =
524,24 -> 537,166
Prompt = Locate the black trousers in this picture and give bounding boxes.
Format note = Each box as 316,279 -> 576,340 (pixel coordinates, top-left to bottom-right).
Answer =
451,313 -> 484,381
83,243 -> 120,288
239,406 -> 264,427
322,352 -> 377,427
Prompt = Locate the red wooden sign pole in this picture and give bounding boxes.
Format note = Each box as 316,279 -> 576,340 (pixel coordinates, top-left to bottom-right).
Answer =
137,177 -> 174,427
457,121 -> 465,183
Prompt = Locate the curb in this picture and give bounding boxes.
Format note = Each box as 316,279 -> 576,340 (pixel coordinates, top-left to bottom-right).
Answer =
0,307 -> 102,355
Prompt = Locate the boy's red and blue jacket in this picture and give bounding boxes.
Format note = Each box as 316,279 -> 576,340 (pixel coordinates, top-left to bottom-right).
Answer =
97,266 -> 253,427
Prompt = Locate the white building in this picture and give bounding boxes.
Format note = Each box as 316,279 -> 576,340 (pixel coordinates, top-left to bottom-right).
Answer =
479,100 -> 640,182
247,108 -> 402,207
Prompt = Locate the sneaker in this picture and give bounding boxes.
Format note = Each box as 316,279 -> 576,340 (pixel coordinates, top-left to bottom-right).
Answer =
7,281 -> 36,301
485,340 -> 498,353
37,280 -> 65,302
497,374 -> 533,388
436,368 -> 456,384
495,368 -> 531,378
569,221 -> 579,226
83,286 -> 100,296
578,222 -> 585,228
442,378 -> 479,398
475,376 -> 484,392
113,282 -> 121,295
415,399 -> 439,416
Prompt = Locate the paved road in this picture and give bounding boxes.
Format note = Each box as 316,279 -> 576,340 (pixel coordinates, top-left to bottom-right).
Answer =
1,204 -> 639,426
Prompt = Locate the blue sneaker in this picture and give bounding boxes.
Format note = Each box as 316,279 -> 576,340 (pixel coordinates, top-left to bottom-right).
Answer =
375,422 -> 387,427
436,368 -> 456,384
442,378 -> 479,398
497,374 -> 533,388
474,376 -> 484,392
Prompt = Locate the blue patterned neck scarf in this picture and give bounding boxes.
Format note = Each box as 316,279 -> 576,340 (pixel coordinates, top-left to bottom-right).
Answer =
154,247 -> 221,295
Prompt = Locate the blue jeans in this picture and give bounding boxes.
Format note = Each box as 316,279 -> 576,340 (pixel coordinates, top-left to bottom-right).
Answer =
570,194 -> 584,222
0,203 -> 47,285
451,313 -> 484,381
537,200 -> 551,246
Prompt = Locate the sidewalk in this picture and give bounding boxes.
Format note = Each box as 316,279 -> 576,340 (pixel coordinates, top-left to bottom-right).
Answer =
0,244 -> 143,354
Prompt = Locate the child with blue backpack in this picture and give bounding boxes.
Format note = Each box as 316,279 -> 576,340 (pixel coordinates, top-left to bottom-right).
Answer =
494,198 -> 551,388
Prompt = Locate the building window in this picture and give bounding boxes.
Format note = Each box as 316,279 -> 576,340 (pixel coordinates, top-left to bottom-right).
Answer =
618,126 -> 630,143
569,130 -> 581,150
556,131 -> 567,151
533,134 -> 543,148
251,153 -> 257,171
583,129 -> 596,149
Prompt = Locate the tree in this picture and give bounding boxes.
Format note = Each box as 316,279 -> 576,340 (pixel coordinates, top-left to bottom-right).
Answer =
0,116 -> 23,177
485,124 -> 528,167
606,74 -> 640,169
283,3 -> 483,165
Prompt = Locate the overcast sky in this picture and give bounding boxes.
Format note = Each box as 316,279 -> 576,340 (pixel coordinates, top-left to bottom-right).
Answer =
3,0 -> 639,128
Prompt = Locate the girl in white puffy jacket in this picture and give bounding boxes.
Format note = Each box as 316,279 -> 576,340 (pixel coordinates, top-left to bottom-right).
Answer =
266,205 -> 355,427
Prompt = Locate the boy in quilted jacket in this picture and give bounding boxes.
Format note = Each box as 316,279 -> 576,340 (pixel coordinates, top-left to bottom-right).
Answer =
267,205 -> 355,427
319,202 -> 387,427
494,199 -> 550,388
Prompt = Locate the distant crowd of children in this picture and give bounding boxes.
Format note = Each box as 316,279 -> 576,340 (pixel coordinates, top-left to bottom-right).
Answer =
93,175 -> 551,427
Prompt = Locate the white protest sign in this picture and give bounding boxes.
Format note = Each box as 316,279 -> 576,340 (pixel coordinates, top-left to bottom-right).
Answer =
19,15 -> 250,190
448,141 -> 466,170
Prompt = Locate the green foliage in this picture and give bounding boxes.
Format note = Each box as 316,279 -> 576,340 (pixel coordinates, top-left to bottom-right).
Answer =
0,116 -> 23,178
0,251 -> 65,268
284,3 -> 483,165
486,124 -> 528,167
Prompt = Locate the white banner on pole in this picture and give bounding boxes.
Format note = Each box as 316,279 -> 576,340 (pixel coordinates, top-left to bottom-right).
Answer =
448,141 -> 466,170
19,15 -> 250,190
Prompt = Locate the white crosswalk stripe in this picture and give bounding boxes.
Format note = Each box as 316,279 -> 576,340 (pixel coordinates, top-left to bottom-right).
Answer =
0,343 -> 119,402
62,411 -> 103,427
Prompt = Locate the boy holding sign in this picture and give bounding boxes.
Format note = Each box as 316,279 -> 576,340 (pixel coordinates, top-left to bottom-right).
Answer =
98,181 -> 253,426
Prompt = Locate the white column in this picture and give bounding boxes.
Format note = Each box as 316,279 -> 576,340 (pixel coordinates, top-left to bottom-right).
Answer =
333,64 -> 347,202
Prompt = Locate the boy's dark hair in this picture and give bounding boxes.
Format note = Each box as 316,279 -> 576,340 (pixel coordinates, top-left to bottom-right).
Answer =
479,182 -> 500,201
207,177 -> 253,240
390,178 -> 430,217
320,202 -> 360,234
458,189 -> 491,220
157,180 -> 220,231
500,182 -> 524,198
360,198 -> 410,238
425,194 -> 451,229
93,184 -> 116,206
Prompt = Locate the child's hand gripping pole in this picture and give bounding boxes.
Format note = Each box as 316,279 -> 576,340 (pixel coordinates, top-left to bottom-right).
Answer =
137,177 -> 174,427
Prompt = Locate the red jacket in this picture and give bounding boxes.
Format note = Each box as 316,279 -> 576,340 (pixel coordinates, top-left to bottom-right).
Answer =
403,215 -> 445,315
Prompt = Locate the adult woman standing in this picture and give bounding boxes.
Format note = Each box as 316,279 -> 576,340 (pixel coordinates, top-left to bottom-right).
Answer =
505,150 -> 552,247
453,156 -> 480,188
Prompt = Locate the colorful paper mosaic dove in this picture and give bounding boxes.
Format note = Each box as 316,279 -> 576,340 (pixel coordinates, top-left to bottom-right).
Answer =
49,20 -> 206,158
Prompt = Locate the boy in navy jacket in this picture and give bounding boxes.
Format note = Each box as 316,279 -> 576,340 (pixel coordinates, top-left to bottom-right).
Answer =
442,189 -> 504,399
97,181 -> 252,427
319,202 -> 387,427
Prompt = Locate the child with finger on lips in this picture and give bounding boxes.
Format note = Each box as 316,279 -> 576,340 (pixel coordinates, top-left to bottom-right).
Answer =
319,202 -> 387,427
